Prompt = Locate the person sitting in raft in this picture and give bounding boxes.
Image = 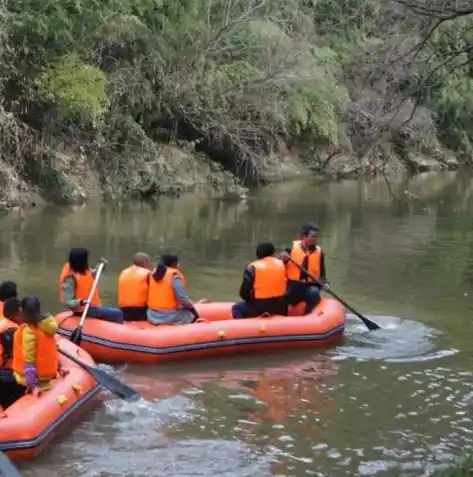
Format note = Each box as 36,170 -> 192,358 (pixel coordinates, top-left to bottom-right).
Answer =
0,298 -> 26,409
0,280 -> 18,316
147,253 -> 199,325
280,223 -> 329,315
59,248 -> 124,324
232,242 -> 288,319
118,252 -> 152,322
12,296 -> 68,397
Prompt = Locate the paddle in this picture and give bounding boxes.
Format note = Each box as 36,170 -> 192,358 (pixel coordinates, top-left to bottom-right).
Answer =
288,258 -> 381,331
58,348 -> 140,402
0,450 -> 22,477
70,262 -> 105,345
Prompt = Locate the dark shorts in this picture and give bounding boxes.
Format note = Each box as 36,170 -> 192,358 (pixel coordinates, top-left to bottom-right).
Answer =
232,297 -> 287,319
0,369 -> 26,409
120,307 -> 148,322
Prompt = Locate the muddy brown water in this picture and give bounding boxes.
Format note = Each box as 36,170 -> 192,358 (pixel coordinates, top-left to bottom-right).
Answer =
3,171 -> 473,476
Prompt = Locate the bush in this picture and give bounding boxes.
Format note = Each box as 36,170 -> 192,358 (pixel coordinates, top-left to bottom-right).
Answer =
0,0 -> 471,203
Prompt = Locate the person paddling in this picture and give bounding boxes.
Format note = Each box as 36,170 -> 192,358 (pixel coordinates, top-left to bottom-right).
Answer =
59,248 -> 124,323
280,223 -> 329,315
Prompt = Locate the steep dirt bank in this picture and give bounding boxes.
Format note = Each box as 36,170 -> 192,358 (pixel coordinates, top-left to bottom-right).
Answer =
0,140 -> 458,213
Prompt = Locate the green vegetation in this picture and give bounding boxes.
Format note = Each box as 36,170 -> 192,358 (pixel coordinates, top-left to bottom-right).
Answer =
0,0 -> 471,204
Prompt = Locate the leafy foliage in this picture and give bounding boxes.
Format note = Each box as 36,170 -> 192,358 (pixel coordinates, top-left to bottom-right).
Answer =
0,0 -> 470,203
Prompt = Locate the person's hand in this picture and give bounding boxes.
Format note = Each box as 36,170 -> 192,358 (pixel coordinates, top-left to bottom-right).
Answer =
58,366 -> 69,378
98,257 -> 108,266
80,299 -> 91,306
24,363 -> 39,389
321,281 -> 330,291
279,251 -> 290,263
190,307 -> 200,321
30,387 -> 43,398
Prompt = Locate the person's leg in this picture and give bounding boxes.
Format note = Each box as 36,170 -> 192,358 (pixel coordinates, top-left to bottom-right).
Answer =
286,282 -> 306,306
121,307 -> 147,322
169,309 -> 196,325
147,309 -> 174,325
87,306 -> 124,324
231,301 -> 253,319
263,297 -> 288,317
303,286 -> 321,314
0,371 -> 26,408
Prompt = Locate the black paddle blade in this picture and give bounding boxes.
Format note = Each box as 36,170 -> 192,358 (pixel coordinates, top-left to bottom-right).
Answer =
59,349 -> 140,402
0,451 -> 22,477
86,365 -> 141,402
70,327 -> 82,345
362,317 -> 381,331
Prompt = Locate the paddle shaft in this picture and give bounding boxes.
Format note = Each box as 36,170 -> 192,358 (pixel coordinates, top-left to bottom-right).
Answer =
58,348 -> 140,402
287,257 -> 380,330
77,262 -> 105,330
0,451 -> 22,477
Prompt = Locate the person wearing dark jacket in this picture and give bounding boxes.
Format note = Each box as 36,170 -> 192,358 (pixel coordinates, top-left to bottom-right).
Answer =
232,242 -> 288,319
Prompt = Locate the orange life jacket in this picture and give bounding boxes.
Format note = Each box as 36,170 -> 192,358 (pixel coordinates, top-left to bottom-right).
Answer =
12,324 -> 59,380
0,318 -> 18,369
250,256 -> 287,300
286,240 -> 322,282
118,265 -> 150,308
147,267 -> 186,311
58,262 -> 101,311
0,300 -> 4,317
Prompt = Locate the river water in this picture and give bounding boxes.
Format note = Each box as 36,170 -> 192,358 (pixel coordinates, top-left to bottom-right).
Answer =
4,171 -> 473,476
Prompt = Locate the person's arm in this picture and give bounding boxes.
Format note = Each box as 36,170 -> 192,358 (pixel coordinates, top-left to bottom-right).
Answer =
61,276 -> 82,309
239,265 -> 255,301
320,251 -> 328,284
172,275 -> 193,308
38,314 -> 58,336
23,327 -> 37,365
280,245 -> 293,264
91,258 -> 108,277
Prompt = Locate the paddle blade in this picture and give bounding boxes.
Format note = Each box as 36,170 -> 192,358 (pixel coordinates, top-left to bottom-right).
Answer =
70,326 -> 82,345
363,318 -> 381,331
0,451 -> 22,477
86,365 -> 141,402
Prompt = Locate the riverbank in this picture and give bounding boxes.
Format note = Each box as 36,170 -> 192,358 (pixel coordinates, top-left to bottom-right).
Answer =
1,0 -> 470,209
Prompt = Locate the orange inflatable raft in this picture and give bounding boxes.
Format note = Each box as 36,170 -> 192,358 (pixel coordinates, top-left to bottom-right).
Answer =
56,298 -> 345,364
0,338 -> 101,461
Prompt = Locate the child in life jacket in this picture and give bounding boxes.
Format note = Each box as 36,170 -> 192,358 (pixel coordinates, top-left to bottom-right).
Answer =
0,298 -> 26,409
12,296 -> 67,396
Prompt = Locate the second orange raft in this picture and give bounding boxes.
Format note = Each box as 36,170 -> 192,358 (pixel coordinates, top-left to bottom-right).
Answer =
56,298 -> 346,364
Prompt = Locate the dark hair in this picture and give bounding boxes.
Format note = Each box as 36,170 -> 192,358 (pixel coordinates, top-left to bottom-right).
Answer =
21,296 -> 41,325
301,222 -> 319,237
256,242 -> 275,260
68,248 -> 89,274
0,281 -> 18,301
151,253 -> 179,282
3,297 -> 21,320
